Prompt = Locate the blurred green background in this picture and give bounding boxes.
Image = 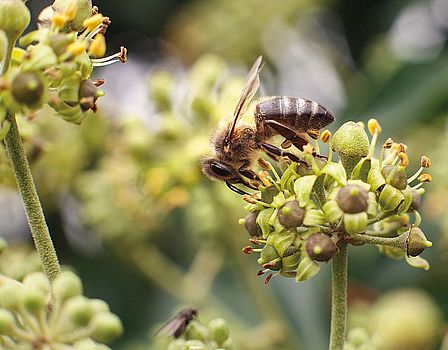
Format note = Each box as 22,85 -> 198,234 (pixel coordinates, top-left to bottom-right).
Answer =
1,0 -> 448,349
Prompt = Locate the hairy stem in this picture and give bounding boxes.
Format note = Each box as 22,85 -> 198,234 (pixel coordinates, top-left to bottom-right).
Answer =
329,243 -> 348,350
4,114 -> 61,282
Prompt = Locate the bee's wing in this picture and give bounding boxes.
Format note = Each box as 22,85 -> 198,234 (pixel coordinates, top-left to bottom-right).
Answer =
224,56 -> 263,144
155,317 -> 185,338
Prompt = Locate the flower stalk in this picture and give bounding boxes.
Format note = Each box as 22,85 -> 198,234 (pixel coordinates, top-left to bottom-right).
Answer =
329,243 -> 348,350
4,112 -> 61,283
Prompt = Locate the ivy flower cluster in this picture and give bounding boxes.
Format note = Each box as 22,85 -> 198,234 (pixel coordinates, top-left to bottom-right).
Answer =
240,120 -> 433,283
0,0 -> 126,131
0,271 -> 122,349
166,318 -> 232,350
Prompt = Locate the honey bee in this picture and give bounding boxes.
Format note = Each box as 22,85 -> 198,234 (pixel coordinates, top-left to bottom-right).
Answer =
202,56 -> 335,195
155,308 -> 198,338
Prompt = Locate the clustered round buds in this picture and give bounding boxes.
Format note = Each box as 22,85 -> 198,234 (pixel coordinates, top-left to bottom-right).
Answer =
239,119 -> 432,283
0,0 -> 126,131
166,318 -> 233,350
0,271 -> 122,349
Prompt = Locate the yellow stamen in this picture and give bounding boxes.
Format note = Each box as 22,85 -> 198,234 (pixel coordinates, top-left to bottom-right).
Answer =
320,130 -> 331,143
418,174 -> 432,183
258,171 -> 271,187
398,152 -> 409,167
67,42 -> 87,57
258,158 -> 271,170
367,118 -> 381,135
242,195 -> 258,204
383,138 -> 393,149
88,34 -> 106,58
52,13 -> 69,29
421,156 -> 431,168
83,14 -> 104,32
64,1 -> 78,20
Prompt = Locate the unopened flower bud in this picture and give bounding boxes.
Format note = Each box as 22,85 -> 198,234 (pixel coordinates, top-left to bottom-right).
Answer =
64,296 -> 94,327
167,339 -> 187,350
21,286 -> 46,313
11,72 -> 46,108
22,272 -> 51,294
208,318 -> 230,345
185,340 -> 206,350
406,227 -> 432,257
89,299 -> 110,314
332,122 -> 370,176
0,0 -> 30,44
185,321 -> 208,341
278,200 -> 305,228
382,165 -> 407,190
91,313 -> 123,343
53,271 -> 83,301
0,280 -> 24,310
306,233 -> 337,262
336,185 -> 368,214
243,211 -> 261,237
52,0 -> 93,32
0,309 -> 15,336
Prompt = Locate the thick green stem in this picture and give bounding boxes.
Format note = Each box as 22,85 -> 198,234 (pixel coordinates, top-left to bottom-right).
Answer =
4,113 -> 61,283
329,243 -> 348,350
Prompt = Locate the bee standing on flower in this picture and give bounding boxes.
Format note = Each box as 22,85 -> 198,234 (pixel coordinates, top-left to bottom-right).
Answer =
202,56 -> 335,195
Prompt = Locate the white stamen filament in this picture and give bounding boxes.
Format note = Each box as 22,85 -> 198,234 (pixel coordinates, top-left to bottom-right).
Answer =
407,167 -> 424,184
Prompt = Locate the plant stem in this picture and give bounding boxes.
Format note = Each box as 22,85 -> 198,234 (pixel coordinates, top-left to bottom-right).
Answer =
329,243 -> 348,350
4,113 -> 61,283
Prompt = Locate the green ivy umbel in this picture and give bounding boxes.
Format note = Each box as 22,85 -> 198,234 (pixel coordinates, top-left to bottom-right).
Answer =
238,119 -> 432,349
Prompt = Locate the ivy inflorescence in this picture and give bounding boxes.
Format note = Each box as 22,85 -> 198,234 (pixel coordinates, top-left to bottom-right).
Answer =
240,120 -> 433,284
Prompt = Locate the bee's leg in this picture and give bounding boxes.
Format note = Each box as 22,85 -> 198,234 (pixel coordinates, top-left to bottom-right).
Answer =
264,120 -> 308,150
239,168 -> 260,181
226,182 -> 252,195
260,143 -> 307,165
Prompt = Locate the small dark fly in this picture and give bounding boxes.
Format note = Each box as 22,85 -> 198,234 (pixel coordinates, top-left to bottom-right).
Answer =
155,308 -> 198,338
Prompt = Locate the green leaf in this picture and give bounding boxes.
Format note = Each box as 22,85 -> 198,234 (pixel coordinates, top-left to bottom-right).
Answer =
303,209 -> 326,226
294,175 -> 317,207
397,186 -> 413,214
256,208 -> 275,239
405,255 -> 430,270
351,157 -> 371,182
322,200 -> 343,223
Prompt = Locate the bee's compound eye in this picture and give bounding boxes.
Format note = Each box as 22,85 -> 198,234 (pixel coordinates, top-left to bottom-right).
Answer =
211,162 -> 233,177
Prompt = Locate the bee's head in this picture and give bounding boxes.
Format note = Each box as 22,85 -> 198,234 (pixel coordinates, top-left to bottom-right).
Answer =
201,157 -> 240,182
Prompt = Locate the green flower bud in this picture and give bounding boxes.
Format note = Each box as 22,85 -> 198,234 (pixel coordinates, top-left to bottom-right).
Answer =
11,72 -> 46,108
89,299 -> 110,313
185,321 -> 208,341
53,271 -> 83,301
347,327 -> 370,347
0,0 -> 30,44
208,318 -> 230,345
0,309 -> 15,336
260,185 -> 279,203
332,122 -> 369,176
382,165 -> 407,190
185,340 -> 206,350
278,200 -> 305,228
406,227 -> 432,257
52,0 -> 93,32
22,272 -> 50,294
306,233 -> 337,262
344,212 -> 368,235
21,286 -> 46,313
378,184 -> 404,211
64,296 -> 94,327
91,313 -> 123,343
336,185 -> 369,214
0,280 -> 24,310
149,70 -> 174,112
167,339 -> 187,350
242,211 -> 261,237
